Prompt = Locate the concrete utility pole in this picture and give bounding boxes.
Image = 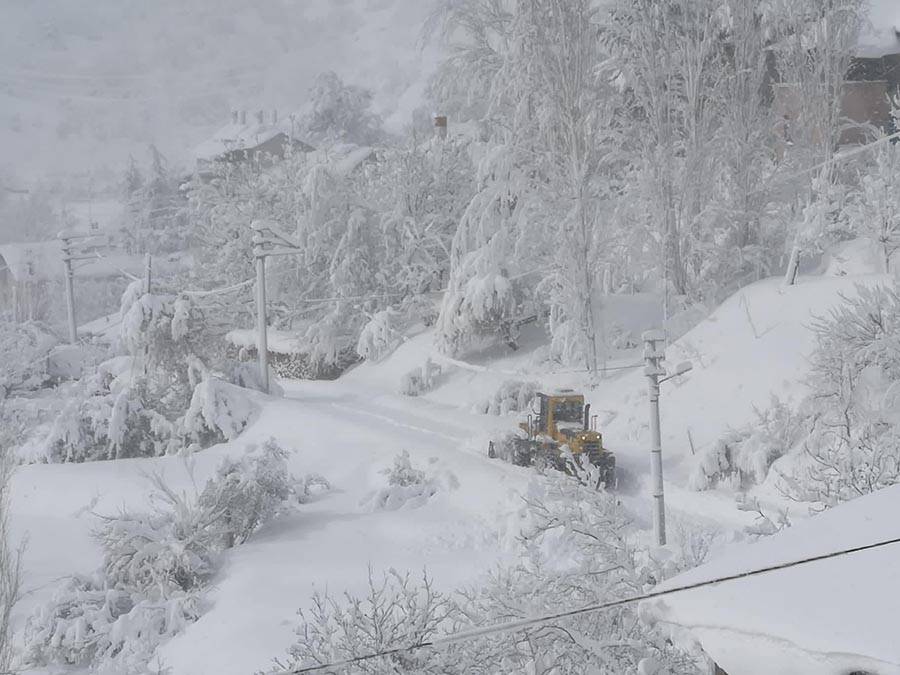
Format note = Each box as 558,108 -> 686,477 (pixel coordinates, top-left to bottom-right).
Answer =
58,230 -> 106,345
643,329 -> 667,546
253,237 -> 270,395
60,235 -> 78,344
642,328 -> 693,547
251,220 -> 303,395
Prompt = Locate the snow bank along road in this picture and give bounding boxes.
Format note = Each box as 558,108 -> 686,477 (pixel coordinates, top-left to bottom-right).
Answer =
11,378 -> 534,675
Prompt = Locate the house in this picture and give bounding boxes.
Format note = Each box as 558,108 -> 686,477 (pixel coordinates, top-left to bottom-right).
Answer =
0,239 -> 157,323
773,6 -> 900,145
641,485 -> 900,675
192,109 -> 315,174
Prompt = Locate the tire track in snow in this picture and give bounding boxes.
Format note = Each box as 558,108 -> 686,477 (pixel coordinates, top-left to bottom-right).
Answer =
327,402 -> 464,444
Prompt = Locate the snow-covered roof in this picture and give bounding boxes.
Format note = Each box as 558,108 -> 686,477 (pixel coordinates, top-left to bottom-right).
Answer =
643,485 -> 900,675
0,240 -> 156,283
192,115 -> 315,163
305,143 -> 376,178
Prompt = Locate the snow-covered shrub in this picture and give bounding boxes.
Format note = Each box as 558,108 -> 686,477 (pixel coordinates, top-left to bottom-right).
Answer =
284,568 -> 457,675
457,469 -> 703,674
0,320 -> 58,395
182,377 -> 257,448
846,135 -> 900,272
399,358 -> 442,397
689,396 -> 801,491
25,443 -> 305,673
40,373 -> 177,462
784,284 -> 900,507
363,451 -> 447,511
23,574 -> 200,674
286,467 -> 702,675
200,440 -> 298,547
473,379 -> 538,416
296,473 -> 331,504
356,309 -> 402,362
736,494 -> 791,540
34,283 -> 259,464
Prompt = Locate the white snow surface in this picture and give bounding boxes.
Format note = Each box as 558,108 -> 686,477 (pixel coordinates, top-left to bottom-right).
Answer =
8,243 -> 898,673
643,484 -> 900,675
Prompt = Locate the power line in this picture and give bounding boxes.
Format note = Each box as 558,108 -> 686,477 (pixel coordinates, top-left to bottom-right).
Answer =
275,533 -> 900,674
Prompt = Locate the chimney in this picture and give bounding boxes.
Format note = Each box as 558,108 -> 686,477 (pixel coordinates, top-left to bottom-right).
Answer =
240,110 -> 247,125
433,114 -> 448,140
231,110 -> 239,124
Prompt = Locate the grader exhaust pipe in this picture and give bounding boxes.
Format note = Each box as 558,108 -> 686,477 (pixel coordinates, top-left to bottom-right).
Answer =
584,403 -> 591,431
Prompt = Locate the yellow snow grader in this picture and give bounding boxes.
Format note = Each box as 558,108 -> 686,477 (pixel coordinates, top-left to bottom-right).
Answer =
489,389 -> 616,487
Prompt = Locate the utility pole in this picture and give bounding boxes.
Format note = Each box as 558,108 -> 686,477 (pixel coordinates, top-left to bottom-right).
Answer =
250,220 -> 302,395
643,329 -> 667,546
642,329 -> 693,547
60,234 -> 78,344
58,230 -> 105,345
253,236 -> 270,395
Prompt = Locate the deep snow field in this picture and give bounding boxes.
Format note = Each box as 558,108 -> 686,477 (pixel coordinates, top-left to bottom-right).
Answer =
7,239 -> 892,674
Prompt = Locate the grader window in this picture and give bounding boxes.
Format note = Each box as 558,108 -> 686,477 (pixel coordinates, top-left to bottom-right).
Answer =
554,399 -> 584,423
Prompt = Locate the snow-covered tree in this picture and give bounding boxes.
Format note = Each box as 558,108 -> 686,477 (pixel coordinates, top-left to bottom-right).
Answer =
121,145 -> 190,255
0,435 -> 21,675
430,0 -> 622,367
295,71 -> 385,147
848,135 -> 900,272
782,284 -> 900,507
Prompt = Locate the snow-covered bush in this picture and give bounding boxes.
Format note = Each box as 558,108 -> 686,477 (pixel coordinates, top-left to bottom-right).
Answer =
284,568 -> 457,675
399,358 -> 442,397
0,320 -> 58,395
40,372 -> 176,462
473,379 -> 538,416
356,309 -> 402,362
25,442 -> 305,673
689,396 -> 801,491
34,283 -> 259,464
182,377 -> 257,448
363,451 -> 448,512
846,135 -> 900,272
783,284 -> 900,507
285,467 -> 703,674
23,574 -> 200,674
200,439 -> 297,547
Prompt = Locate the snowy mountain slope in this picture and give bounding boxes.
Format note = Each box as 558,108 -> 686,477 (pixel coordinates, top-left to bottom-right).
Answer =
0,0 -> 441,182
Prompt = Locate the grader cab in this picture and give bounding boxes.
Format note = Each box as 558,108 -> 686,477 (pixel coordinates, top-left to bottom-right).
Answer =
490,389 -> 616,487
